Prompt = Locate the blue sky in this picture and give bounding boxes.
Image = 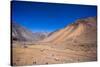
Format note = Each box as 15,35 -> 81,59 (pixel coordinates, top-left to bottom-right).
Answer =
11,1 -> 97,32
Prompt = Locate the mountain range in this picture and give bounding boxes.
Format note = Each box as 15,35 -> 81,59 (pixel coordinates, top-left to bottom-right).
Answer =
12,22 -> 49,42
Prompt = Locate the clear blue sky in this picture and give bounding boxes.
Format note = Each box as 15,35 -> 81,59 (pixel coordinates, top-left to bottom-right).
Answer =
11,1 -> 97,32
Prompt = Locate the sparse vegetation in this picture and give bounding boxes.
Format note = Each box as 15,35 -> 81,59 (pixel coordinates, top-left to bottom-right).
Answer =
33,61 -> 36,64
23,45 -> 28,48
45,62 -> 48,64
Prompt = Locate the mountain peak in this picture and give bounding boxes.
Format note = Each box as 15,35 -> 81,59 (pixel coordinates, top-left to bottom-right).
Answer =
42,17 -> 97,43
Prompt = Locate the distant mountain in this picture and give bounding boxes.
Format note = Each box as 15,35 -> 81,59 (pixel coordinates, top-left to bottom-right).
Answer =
12,22 -> 48,42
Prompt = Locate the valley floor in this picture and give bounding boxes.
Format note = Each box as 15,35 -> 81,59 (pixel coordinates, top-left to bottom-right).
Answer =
12,43 -> 97,66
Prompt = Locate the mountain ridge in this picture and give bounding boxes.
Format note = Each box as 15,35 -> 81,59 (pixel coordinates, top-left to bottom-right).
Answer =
41,17 -> 97,44
12,22 -> 48,42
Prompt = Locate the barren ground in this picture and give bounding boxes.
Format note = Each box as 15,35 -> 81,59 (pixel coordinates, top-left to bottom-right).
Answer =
12,43 -> 97,66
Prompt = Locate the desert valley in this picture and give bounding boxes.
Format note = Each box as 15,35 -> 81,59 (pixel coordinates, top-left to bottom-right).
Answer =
12,17 -> 97,66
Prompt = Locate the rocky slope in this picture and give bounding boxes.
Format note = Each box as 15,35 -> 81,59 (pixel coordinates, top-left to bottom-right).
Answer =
42,17 -> 97,44
12,22 -> 48,42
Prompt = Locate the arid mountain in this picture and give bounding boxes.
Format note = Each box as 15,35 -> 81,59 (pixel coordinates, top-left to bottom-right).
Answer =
12,22 -> 48,42
42,17 -> 97,44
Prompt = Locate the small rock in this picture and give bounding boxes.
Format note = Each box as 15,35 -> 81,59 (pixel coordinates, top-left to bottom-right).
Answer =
33,61 -> 36,64
45,62 -> 48,64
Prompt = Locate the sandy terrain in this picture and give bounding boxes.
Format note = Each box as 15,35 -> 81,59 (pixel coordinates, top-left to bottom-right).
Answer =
12,44 -> 97,66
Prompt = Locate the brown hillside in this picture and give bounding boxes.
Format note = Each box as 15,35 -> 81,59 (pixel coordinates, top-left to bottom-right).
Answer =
42,17 -> 97,44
